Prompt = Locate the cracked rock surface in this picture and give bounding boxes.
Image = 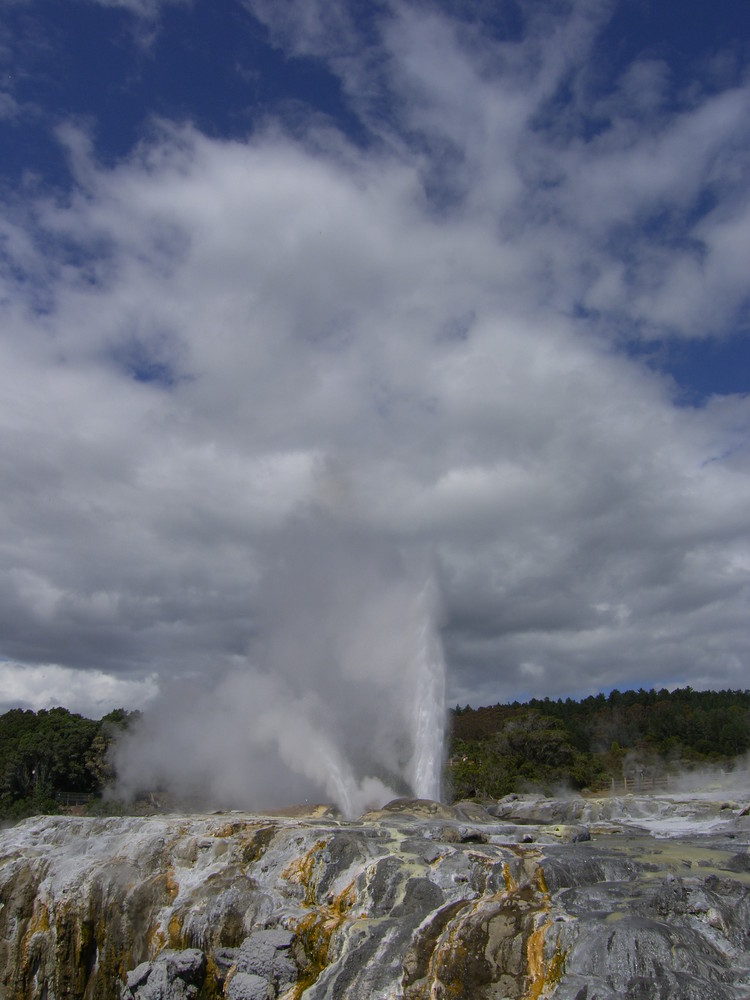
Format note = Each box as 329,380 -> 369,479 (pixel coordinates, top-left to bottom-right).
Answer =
1,794 -> 748,998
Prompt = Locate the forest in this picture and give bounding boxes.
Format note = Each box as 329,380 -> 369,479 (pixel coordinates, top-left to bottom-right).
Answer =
446,687 -> 750,800
1,687 -> 748,818
0,706 -> 136,820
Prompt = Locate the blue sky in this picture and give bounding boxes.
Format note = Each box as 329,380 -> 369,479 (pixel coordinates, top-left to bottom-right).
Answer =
3,0 -> 749,396
1,0 -> 749,735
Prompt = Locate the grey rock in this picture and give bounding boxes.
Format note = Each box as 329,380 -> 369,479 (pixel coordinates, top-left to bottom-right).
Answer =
452,800 -> 496,823
236,940 -> 275,979
132,963 -> 183,1000
213,946 -> 241,981
166,949 -> 206,983
272,953 -> 298,991
456,825 -> 489,843
392,876 -> 444,917
123,950 -> 206,1000
315,832 -> 367,897
400,837 -> 443,861
552,823 -> 591,842
724,851 -> 750,872
225,972 -> 271,1000
241,928 -> 295,951
235,928 -> 299,991
563,914 -> 741,999
3,805 -> 750,1000
126,963 -> 153,990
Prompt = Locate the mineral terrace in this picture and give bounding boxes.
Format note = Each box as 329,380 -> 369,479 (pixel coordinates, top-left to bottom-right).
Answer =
1,793 -> 749,999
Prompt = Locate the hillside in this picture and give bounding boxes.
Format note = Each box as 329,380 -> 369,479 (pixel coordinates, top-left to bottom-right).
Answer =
0,706 -> 136,819
2,687 -> 749,818
446,687 -> 750,800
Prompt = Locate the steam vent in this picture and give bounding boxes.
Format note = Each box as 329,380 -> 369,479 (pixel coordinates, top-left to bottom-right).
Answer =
2,794 -> 750,998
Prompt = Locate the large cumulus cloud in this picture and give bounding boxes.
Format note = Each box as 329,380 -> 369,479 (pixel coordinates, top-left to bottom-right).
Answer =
1,0 -> 749,738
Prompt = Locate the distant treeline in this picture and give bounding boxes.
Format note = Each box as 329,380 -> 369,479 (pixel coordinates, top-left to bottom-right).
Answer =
0,706 -> 138,820
446,687 -> 750,801
2,688 -> 749,817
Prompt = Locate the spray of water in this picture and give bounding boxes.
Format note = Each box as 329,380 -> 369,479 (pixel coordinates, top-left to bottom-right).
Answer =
408,581 -> 447,801
114,517 -> 447,818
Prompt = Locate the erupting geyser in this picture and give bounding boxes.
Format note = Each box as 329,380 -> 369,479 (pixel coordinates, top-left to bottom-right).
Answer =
114,518 -> 447,818
408,580 -> 446,802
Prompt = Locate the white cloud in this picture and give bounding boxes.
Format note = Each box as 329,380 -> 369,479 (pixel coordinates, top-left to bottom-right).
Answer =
0,662 -> 159,717
0,92 -> 19,120
84,0 -> 188,17
0,0 -> 749,800
243,0 -> 361,61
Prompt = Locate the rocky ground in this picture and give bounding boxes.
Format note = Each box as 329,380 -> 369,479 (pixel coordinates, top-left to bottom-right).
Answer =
1,793 -> 749,999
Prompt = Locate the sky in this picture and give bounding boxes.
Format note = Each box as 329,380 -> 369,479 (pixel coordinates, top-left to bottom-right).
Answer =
1,0 -> 750,722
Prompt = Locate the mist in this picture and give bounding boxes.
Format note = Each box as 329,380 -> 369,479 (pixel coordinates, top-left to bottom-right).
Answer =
661,755 -> 750,798
113,515 -> 446,817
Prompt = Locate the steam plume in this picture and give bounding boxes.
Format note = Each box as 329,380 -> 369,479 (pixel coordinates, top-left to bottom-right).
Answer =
114,516 -> 446,817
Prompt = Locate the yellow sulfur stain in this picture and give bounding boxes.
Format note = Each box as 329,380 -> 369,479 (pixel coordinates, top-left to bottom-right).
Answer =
148,924 -> 167,953
239,824 -> 278,866
404,894 -> 498,1000
167,913 -> 184,949
290,879 -> 357,998
165,868 -> 179,901
503,862 -> 518,892
201,954 -> 225,1000
212,821 -> 243,839
535,867 -> 549,894
525,920 -> 548,1000
282,839 -> 330,907
403,862 -> 566,1000
23,900 -> 51,944
522,867 -> 566,1000
524,921 -> 567,1000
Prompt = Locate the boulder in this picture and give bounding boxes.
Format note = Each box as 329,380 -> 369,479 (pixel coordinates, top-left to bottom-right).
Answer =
235,928 -> 299,992
121,949 -> 206,1000
225,972 -> 271,1000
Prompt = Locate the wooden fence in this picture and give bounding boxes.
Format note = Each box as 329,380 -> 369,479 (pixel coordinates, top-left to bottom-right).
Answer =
602,774 -> 670,794
55,791 -> 94,806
